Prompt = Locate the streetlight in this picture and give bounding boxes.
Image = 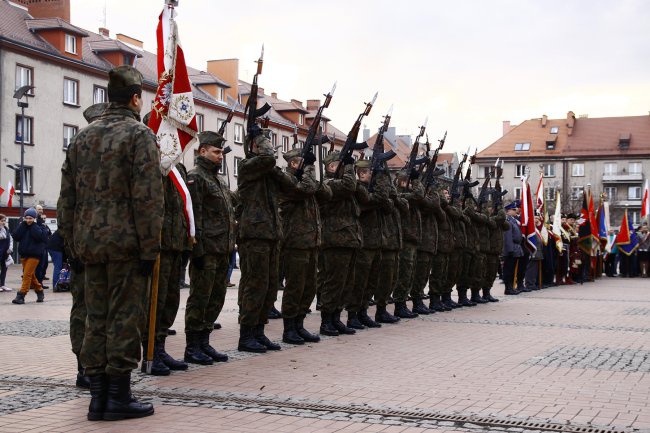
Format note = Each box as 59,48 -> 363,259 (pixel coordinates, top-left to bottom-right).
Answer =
12,85 -> 34,221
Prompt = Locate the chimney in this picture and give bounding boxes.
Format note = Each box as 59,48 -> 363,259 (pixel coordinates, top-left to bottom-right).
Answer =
207,59 -> 239,102
271,92 -> 277,99
99,27 -> 110,38
541,114 -> 548,127
291,99 -> 304,109
257,87 -> 265,96
502,120 -> 511,136
15,0 -> 70,21
567,111 -> 576,135
306,99 -> 320,111
116,34 -> 143,49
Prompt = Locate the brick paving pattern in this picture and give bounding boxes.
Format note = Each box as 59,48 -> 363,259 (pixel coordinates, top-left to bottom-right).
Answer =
0,265 -> 649,433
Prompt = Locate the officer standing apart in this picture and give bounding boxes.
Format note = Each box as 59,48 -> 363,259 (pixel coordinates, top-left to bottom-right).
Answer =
58,65 -> 163,421
502,200 -> 524,295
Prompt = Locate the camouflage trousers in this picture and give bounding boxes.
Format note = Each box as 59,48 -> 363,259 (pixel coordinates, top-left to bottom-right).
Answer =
446,250 -> 463,293
185,252 -> 229,333
81,261 -> 148,377
375,250 -> 399,307
145,250 -> 182,341
412,250 -> 434,300
392,242 -> 418,303
69,269 -> 85,355
460,251 -> 485,290
428,252 -> 449,296
281,247 -> 318,319
483,254 -> 500,289
238,240 -> 280,327
347,248 -> 381,313
318,247 -> 357,314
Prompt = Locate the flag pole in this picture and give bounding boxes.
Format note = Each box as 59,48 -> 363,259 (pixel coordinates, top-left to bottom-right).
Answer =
145,253 -> 161,374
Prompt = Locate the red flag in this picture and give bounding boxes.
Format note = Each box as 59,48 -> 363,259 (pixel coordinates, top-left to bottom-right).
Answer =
6,182 -> 14,208
615,209 -> 639,256
642,179 -> 649,220
577,191 -> 591,254
520,177 -> 538,253
588,191 -> 599,246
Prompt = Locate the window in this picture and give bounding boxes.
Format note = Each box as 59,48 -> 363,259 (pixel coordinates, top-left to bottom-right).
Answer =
628,162 -> 642,174
572,163 -> 584,177
514,164 -> 526,177
298,113 -> 304,125
15,165 -> 33,195
15,65 -> 33,93
571,186 -> 584,200
65,34 -> 76,54
628,186 -> 642,200
217,87 -> 225,102
63,124 -> 78,150
217,160 -> 226,175
550,126 -> 559,134
196,113 -> 204,133
15,115 -> 33,144
63,78 -> 79,105
513,187 -> 522,200
234,123 -> 244,144
544,187 -> 556,201
282,136 -> 289,153
93,86 -> 107,103
514,142 -> 530,151
630,211 -> 640,226
216,118 -> 227,138
543,163 -> 555,177
234,156 -> 242,176
604,186 -> 617,201
604,162 -> 617,175
123,54 -> 134,65
271,132 -> 277,148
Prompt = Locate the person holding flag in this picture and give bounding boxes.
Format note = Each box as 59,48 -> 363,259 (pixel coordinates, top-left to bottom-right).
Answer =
615,209 -> 640,278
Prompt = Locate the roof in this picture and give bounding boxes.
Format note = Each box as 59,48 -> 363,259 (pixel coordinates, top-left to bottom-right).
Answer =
188,70 -> 230,88
88,39 -> 142,57
25,17 -> 88,36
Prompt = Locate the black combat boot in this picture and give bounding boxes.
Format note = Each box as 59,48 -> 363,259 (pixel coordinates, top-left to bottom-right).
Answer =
441,293 -> 460,309
158,338 -> 188,371
332,310 -> 356,334
12,292 -> 25,305
87,374 -> 107,421
358,309 -> 381,328
141,342 -> 170,376
482,288 -> 499,302
320,311 -> 339,336
254,324 -> 281,350
375,305 -> 400,323
268,305 -> 282,319
184,333 -> 214,365
282,317 -> 305,345
470,288 -> 488,304
429,295 -> 450,312
412,298 -> 433,315
36,290 -> 45,303
346,311 -> 366,330
238,325 -> 267,353
295,314 -> 320,342
394,301 -> 419,318
457,289 -> 477,307
103,374 -> 154,421
75,354 -> 90,389
198,330 -> 229,362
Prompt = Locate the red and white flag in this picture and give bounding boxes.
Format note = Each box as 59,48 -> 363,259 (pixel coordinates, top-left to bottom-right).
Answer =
520,176 -> 538,253
642,178 -> 649,222
535,172 -> 548,245
148,3 -> 198,174
6,182 -> 14,208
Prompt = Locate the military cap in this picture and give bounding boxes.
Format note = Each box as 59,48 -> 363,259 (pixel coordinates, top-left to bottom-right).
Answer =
83,103 -> 108,123
505,199 -> 520,210
323,151 -> 341,166
108,65 -> 143,91
354,159 -> 371,169
283,148 -> 302,162
198,131 -> 225,148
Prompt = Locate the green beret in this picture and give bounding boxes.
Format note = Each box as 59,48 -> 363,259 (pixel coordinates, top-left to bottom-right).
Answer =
83,103 -> 108,123
323,151 -> 340,166
198,131 -> 225,148
142,111 -> 152,126
283,148 -> 302,162
354,159 -> 371,169
108,65 -> 143,91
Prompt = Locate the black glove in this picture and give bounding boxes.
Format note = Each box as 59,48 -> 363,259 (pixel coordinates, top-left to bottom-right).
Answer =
409,168 -> 419,181
342,155 -> 355,165
294,169 -> 304,181
140,260 -> 156,277
303,151 -> 317,166
70,258 -> 85,274
248,123 -> 263,139
191,256 -> 205,270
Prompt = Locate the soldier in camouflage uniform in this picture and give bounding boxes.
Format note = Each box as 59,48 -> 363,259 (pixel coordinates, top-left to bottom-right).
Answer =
279,148 -> 330,344
483,204 -> 509,301
184,131 -> 235,364
66,102 -> 107,390
346,160 -> 391,329
237,128 -> 294,352
427,187 -> 453,311
444,197 -> 464,309
456,198 -> 481,307
58,65 -> 161,421
317,151 -> 361,336
465,201 -> 490,304
392,171 -> 424,318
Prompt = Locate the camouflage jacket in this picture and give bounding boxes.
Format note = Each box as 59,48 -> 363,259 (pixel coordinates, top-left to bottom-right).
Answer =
279,165 -> 331,250
188,156 -> 235,256
418,188 -> 443,254
397,180 -> 424,244
489,209 -> 509,254
58,104 -> 163,263
465,204 -> 489,253
355,173 -> 391,249
436,195 -> 455,254
161,164 -> 189,252
447,203 -> 466,250
319,164 -> 362,249
380,181 -> 405,251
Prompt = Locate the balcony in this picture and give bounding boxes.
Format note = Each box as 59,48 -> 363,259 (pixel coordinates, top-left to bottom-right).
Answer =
611,199 -> 642,208
602,171 -> 643,183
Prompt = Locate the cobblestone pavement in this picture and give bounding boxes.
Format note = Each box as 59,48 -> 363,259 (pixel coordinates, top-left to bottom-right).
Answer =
1,265 -> 649,433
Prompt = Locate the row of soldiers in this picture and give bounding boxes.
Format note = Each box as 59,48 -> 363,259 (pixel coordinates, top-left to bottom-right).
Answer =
57,66 -> 509,422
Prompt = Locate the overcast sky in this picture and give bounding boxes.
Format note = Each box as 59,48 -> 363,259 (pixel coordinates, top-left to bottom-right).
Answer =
71,0 -> 650,155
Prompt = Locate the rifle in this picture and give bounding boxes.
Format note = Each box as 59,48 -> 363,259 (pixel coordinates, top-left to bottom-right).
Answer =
334,92 -> 377,178
368,105 -> 397,192
477,161 -> 493,210
403,118 -> 428,189
461,150 -> 479,208
291,123 -> 299,149
244,45 -> 272,157
450,146 -> 470,205
423,131 -> 447,194
492,159 -> 507,211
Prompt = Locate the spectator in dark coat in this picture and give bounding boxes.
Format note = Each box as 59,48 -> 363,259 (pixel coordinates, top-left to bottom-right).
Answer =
12,208 -> 49,304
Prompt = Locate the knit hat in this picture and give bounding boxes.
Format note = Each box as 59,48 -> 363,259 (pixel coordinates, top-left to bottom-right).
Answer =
24,207 -> 38,219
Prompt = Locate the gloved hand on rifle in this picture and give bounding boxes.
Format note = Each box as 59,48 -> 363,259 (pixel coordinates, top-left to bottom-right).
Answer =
342,155 -> 355,165
303,151 -> 317,166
